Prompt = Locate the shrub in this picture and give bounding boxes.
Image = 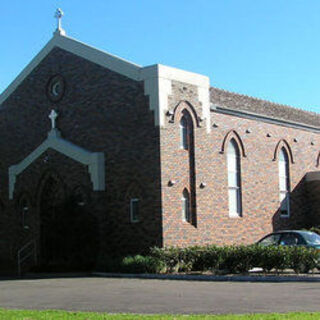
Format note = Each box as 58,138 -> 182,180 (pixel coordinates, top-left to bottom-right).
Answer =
121,255 -> 166,274
219,245 -> 255,273
289,246 -> 319,274
252,245 -> 289,272
101,244 -> 320,275
150,245 -> 254,274
192,245 -> 222,271
150,247 -> 181,272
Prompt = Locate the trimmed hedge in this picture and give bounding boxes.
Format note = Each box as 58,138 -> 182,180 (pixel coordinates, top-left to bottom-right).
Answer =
121,255 -> 166,274
96,245 -> 319,274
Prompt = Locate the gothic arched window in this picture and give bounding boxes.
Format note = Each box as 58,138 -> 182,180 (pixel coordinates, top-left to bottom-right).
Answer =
182,188 -> 191,223
180,115 -> 189,150
227,139 -> 242,217
279,147 -> 290,216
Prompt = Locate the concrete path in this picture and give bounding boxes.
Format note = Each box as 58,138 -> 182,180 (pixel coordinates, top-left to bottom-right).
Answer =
1,276 -> 320,314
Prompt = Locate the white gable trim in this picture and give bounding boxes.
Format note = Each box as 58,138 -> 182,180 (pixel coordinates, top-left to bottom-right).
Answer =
0,34 -> 141,105
8,129 -> 105,199
142,64 -> 210,130
1,33 -> 211,130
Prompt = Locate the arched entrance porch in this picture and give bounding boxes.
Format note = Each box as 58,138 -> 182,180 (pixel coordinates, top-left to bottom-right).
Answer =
38,171 -> 99,271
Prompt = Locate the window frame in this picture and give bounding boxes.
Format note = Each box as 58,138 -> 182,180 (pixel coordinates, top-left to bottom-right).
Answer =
180,115 -> 189,150
227,139 -> 242,217
130,198 -> 140,223
182,189 -> 191,223
279,233 -> 305,246
258,233 -> 281,246
278,148 -> 290,218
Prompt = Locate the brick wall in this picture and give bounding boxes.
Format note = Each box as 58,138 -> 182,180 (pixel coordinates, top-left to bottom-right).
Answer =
0,48 -> 162,272
160,80 -> 320,247
1,46 -> 320,274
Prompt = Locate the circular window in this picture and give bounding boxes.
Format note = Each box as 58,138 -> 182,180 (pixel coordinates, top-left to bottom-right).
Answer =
47,75 -> 65,102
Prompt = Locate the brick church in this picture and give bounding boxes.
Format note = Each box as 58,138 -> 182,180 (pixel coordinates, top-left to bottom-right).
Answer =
1,14 -> 320,273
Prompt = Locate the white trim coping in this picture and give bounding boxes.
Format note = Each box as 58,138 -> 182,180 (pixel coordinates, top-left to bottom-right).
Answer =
0,33 -> 141,105
0,33 -> 211,130
212,104 -> 320,133
142,64 -> 210,130
8,128 -> 105,199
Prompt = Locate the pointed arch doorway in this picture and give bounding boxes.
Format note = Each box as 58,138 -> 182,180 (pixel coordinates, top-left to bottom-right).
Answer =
38,171 -> 99,271
38,172 -> 67,269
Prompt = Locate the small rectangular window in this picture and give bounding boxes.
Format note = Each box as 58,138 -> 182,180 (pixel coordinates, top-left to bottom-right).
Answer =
130,199 -> 139,223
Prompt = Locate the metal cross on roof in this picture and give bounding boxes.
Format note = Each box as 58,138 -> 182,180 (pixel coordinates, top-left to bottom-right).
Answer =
49,109 -> 58,129
54,8 -> 64,33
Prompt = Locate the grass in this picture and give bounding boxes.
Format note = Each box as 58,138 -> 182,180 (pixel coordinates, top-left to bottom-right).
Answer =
0,309 -> 320,320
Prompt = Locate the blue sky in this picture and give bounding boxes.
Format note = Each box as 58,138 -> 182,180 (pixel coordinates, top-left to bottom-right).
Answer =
1,0 -> 320,113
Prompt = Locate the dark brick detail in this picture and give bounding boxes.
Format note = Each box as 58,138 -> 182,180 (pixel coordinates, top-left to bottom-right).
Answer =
220,130 -> 246,157
273,139 -> 294,163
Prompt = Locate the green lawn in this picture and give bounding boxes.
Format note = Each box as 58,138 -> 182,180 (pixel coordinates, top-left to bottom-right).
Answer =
0,310 -> 320,320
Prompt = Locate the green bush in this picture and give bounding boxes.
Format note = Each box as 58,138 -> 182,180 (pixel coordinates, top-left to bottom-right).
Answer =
96,244 -> 320,275
121,255 -> 166,274
149,244 -> 319,274
193,245 -> 222,271
251,245 -> 290,272
218,245 -> 256,273
289,246 -> 319,274
150,247 -> 181,272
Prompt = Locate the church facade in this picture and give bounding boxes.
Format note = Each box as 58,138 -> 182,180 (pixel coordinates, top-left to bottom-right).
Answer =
1,29 -> 320,273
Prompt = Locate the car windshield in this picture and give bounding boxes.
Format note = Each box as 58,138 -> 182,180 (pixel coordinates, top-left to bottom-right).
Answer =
259,234 -> 281,246
302,232 -> 320,244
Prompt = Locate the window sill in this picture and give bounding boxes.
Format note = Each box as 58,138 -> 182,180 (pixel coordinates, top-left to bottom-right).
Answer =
229,214 -> 241,219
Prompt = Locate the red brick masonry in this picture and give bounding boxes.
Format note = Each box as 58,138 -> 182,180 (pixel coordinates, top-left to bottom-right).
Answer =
1,46 -> 320,273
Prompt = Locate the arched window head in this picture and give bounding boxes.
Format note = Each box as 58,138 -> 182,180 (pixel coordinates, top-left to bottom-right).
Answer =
279,147 -> 290,217
182,188 -> 191,223
179,111 -> 194,151
227,139 -> 242,217
180,116 -> 189,150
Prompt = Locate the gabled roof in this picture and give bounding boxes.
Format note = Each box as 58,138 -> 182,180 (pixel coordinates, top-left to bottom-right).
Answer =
9,128 -> 105,199
0,33 -> 142,105
3,32 -> 318,131
210,87 -> 320,130
0,33 -> 210,129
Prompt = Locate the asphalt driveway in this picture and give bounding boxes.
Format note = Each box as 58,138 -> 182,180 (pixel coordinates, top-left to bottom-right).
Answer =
1,276 -> 320,314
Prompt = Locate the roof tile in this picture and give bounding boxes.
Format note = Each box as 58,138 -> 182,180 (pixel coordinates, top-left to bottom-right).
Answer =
210,87 -> 320,128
